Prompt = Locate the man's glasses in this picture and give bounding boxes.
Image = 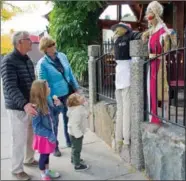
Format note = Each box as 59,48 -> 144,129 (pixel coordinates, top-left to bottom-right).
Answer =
20,38 -> 32,42
47,43 -> 55,48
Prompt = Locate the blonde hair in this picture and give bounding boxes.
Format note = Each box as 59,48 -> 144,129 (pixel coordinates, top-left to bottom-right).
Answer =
39,36 -> 55,53
30,80 -> 48,115
67,93 -> 82,107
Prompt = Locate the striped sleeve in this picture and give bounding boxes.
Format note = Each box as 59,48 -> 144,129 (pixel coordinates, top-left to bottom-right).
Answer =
1,60 -> 28,109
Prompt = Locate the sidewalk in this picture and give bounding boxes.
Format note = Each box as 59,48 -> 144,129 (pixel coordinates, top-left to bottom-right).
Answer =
1,88 -> 147,180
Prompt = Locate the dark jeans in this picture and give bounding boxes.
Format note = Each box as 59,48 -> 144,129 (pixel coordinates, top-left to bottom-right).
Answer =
70,135 -> 83,166
56,95 -> 71,146
39,154 -> 50,170
54,114 -> 59,150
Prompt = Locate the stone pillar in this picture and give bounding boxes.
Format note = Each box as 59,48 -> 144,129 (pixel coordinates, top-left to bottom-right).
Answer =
88,45 -> 100,132
129,40 -> 148,170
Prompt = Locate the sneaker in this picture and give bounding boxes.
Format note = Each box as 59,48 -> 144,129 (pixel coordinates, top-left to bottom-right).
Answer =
71,159 -> 84,164
41,176 -> 51,180
13,171 -> 30,180
46,170 -> 60,179
53,148 -> 62,157
24,160 -> 38,167
75,164 -> 89,172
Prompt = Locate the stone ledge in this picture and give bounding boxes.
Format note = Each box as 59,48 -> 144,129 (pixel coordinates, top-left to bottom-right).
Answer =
88,45 -> 100,57
141,122 -> 185,144
93,101 -> 116,147
141,122 -> 185,180
130,40 -> 148,57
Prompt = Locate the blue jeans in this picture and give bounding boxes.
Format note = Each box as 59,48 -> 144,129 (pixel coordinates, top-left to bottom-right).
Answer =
54,114 -> 59,150
57,95 -> 71,146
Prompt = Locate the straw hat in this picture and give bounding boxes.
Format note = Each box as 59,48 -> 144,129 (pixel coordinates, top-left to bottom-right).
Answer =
111,22 -> 132,32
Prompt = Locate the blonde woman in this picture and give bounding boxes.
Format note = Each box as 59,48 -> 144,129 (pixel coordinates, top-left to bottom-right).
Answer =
36,36 -> 79,157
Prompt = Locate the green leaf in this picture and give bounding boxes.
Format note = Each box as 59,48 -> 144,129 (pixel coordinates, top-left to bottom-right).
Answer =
49,0 -> 106,79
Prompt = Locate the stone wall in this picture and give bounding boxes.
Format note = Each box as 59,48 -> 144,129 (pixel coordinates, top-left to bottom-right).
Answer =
87,43 -> 186,180
93,101 -> 116,147
91,101 -> 186,180
141,123 -> 185,180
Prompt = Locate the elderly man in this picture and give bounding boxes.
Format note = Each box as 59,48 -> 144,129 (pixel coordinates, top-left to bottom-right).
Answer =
1,31 -> 38,180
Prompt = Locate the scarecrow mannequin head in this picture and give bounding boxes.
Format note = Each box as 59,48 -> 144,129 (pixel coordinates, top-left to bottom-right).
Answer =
142,1 -> 177,50
111,22 -> 132,41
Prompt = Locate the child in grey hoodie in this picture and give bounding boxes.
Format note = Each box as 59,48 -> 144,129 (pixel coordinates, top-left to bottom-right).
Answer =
67,93 -> 89,171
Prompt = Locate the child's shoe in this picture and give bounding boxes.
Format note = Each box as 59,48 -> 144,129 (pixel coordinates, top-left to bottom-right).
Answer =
41,175 -> 51,181
71,158 -> 84,164
46,170 -> 60,179
74,163 -> 89,172
53,147 -> 62,157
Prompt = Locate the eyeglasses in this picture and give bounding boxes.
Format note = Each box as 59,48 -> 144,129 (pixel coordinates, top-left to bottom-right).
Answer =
20,38 -> 32,42
47,43 -> 55,48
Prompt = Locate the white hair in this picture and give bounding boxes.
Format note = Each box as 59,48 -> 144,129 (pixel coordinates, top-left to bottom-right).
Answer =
146,1 -> 171,35
12,31 -> 30,47
146,1 -> 164,17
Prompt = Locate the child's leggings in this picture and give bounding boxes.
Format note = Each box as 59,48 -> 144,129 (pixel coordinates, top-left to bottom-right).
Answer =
39,154 -> 50,170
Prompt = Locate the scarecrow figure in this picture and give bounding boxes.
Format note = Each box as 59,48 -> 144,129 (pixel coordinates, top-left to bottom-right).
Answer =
111,22 -> 142,151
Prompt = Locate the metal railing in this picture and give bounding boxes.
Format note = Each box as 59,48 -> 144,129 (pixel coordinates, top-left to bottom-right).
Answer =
96,35 -> 186,128
77,70 -> 89,91
96,52 -> 116,101
144,34 -> 186,128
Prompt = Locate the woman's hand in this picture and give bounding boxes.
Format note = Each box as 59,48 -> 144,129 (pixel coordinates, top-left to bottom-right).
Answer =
53,95 -> 62,106
54,98 -> 62,106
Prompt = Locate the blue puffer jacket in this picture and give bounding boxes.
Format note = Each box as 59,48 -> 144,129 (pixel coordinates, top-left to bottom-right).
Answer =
32,103 -> 62,143
36,52 -> 79,101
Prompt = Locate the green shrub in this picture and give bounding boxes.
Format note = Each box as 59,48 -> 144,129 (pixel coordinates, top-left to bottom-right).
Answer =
49,1 -> 107,79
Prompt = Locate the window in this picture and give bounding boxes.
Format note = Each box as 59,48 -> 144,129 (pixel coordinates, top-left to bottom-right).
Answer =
121,5 -> 137,22
99,5 -> 117,20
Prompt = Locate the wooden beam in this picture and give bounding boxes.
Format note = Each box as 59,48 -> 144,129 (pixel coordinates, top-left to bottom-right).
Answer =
108,1 -> 173,5
139,4 -> 144,22
98,19 -> 147,31
174,1 -> 184,47
130,4 -> 141,20
117,4 -> 122,20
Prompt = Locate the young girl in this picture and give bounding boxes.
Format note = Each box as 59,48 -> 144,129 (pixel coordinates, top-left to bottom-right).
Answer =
67,93 -> 89,171
30,80 -> 61,180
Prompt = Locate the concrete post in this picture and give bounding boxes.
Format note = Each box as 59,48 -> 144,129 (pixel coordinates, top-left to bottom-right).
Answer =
129,40 -> 148,170
88,45 -> 100,132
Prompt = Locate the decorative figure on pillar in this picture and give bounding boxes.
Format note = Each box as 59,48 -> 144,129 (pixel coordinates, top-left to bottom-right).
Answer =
111,22 -> 142,152
142,1 -> 177,126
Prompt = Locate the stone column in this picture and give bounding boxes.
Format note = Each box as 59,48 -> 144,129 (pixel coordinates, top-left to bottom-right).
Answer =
129,40 -> 148,170
88,45 -> 100,132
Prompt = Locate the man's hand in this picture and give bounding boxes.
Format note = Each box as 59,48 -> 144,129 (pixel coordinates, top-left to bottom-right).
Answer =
24,103 -> 37,116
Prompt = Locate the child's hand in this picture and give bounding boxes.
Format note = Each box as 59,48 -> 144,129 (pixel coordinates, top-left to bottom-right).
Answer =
53,95 -> 62,106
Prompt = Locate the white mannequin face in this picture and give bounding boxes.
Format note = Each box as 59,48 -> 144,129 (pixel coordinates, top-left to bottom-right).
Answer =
146,11 -> 158,26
